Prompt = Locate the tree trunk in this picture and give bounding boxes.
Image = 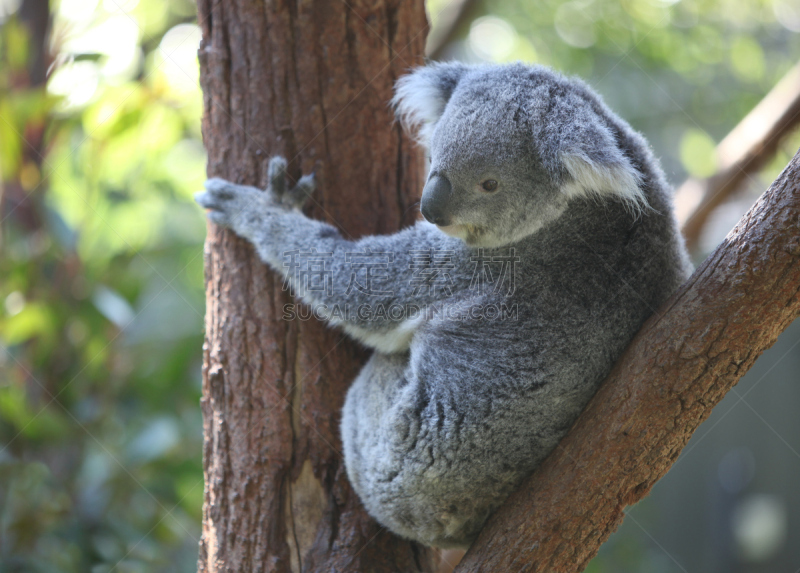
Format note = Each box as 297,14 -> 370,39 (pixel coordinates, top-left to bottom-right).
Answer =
195,1 -> 435,571
0,0 -> 50,233
455,148 -> 800,572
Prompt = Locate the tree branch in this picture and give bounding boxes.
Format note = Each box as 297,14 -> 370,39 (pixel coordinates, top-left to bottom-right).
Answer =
676,61 -> 800,253
456,147 -> 800,572
425,0 -> 476,60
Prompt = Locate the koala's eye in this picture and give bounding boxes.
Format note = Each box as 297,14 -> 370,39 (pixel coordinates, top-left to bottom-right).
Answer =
481,179 -> 498,192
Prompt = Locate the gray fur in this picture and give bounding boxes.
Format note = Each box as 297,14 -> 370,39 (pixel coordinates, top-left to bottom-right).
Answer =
195,63 -> 691,549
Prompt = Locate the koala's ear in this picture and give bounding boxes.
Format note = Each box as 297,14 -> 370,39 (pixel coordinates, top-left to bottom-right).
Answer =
392,62 -> 467,148
556,117 -> 647,213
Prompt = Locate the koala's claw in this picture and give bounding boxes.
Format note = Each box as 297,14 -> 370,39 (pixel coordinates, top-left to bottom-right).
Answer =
266,155 -> 316,210
282,173 -> 316,209
267,156 -> 288,196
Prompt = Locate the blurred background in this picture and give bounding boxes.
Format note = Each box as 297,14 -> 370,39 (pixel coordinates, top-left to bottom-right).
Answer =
0,0 -> 798,571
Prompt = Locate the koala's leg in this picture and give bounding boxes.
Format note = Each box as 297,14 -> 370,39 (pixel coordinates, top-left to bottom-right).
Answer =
340,325 -> 538,549
196,157 -> 472,352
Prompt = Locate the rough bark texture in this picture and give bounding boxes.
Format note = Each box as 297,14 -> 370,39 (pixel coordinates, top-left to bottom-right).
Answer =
455,149 -> 800,572
195,1 -> 435,571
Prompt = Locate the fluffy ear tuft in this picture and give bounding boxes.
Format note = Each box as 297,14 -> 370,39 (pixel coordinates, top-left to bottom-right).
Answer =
392,62 -> 467,148
560,151 -> 647,214
553,110 -> 649,215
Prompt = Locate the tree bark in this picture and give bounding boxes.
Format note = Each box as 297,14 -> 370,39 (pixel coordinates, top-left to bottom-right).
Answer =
195,1 -> 435,571
455,148 -> 800,572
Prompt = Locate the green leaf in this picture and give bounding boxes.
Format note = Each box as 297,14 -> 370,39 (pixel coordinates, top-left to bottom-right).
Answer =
1,303 -> 55,345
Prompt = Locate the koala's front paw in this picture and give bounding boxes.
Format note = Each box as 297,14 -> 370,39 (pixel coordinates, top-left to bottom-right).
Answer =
194,157 -> 315,234
194,178 -> 268,231
266,156 -> 316,210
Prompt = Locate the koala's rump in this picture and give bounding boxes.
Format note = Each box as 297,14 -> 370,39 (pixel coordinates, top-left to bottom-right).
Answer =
339,300 -> 610,548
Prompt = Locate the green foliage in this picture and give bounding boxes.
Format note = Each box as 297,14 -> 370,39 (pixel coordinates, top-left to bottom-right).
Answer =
680,128 -> 718,177
1,0 -> 205,571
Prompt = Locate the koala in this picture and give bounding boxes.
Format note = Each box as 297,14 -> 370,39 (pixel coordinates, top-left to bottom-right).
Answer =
195,62 -> 692,549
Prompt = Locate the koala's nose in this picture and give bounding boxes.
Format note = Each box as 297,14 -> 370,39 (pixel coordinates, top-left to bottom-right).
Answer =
420,175 -> 452,226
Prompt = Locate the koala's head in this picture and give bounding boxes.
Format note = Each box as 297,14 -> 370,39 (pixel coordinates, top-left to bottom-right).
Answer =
393,63 -> 646,247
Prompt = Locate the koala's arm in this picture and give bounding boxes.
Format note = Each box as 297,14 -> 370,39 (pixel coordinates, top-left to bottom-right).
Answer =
195,157 -> 467,352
